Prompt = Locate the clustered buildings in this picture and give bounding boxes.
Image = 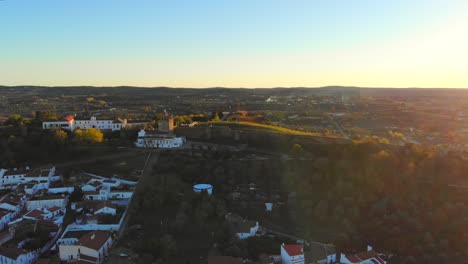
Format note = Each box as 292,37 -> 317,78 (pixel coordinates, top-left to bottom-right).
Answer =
0,165 -> 136,264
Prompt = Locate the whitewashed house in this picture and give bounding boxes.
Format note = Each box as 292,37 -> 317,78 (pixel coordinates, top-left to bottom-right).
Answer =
0,209 -> 15,231
84,189 -> 108,201
281,244 -> 304,264
234,221 -> 259,239
101,180 -> 120,188
0,247 -> 37,264
82,181 -> 102,192
135,129 -> 186,148
340,246 -> 386,264
43,115 -> 127,132
94,203 -> 117,216
0,194 -> 24,212
26,194 -> 67,211
0,168 -> 27,188
59,231 -> 113,264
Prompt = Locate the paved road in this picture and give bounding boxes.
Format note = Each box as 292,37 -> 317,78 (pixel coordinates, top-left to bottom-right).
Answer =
327,114 -> 350,139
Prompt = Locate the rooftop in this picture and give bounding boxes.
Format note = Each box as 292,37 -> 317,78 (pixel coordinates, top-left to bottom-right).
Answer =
282,244 -> 303,257
0,247 -> 27,260
78,231 -> 111,251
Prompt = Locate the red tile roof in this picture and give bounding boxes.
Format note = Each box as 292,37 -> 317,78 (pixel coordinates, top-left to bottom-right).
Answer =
48,206 -> 62,213
79,231 -> 111,251
346,251 -> 385,264
282,244 -> 303,257
25,209 -> 45,219
64,115 -> 75,122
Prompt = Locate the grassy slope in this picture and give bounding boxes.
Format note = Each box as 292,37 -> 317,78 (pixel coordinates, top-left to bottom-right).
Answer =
207,121 -> 340,138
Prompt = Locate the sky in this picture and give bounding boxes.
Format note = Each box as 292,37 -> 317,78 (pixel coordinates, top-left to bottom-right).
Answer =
1,0 -> 467,88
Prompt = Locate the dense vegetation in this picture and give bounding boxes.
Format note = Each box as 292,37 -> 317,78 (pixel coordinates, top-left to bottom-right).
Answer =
125,141 -> 468,264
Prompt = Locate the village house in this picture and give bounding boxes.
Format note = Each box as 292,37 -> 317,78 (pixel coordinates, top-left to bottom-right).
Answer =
340,246 -> 386,264
135,129 -> 186,149
23,206 -> 64,222
42,115 -> 127,132
83,189 -> 108,201
0,193 -> 25,212
304,243 -> 336,264
107,185 -> 133,200
0,247 -> 37,264
26,194 -> 67,211
225,213 -> 260,239
82,181 -> 102,192
100,180 -> 120,188
0,209 -> 15,231
58,231 -> 113,264
0,168 -> 27,187
234,220 -> 259,239
94,202 -> 117,216
281,244 -> 304,264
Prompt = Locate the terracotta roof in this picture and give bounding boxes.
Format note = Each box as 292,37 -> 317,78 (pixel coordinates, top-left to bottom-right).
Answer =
78,231 -> 111,251
0,247 -> 26,260
64,115 -> 75,122
208,256 -> 243,264
25,209 -> 46,219
48,206 -> 62,213
346,251 -> 385,264
282,244 -> 303,257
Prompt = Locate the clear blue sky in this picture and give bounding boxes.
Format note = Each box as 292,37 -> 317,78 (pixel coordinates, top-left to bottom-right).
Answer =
1,0 -> 467,87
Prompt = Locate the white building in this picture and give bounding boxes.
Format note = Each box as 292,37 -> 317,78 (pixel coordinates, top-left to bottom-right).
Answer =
135,129 -> 185,148
0,209 -> 15,231
0,166 -> 59,191
0,194 -> 25,212
94,203 -> 117,216
26,195 -> 67,211
281,244 -> 304,264
0,247 -> 37,264
59,231 -> 113,264
0,168 -> 27,187
235,221 -> 259,240
42,115 -> 127,132
84,189 -> 108,201
340,246 -> 386,264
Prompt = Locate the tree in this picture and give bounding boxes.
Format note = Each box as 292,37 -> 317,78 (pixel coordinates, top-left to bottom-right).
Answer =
73,128 -> 104,144
4,114 -> 23,126
289,144 -> 304,159
52,128 -> 68,145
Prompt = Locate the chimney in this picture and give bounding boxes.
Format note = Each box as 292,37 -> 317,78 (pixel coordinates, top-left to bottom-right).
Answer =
367,245 -> 373,252
91,233 -> 96,240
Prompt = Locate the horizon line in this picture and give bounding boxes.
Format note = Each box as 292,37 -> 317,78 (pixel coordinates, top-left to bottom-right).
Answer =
1,85 -> 468,90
